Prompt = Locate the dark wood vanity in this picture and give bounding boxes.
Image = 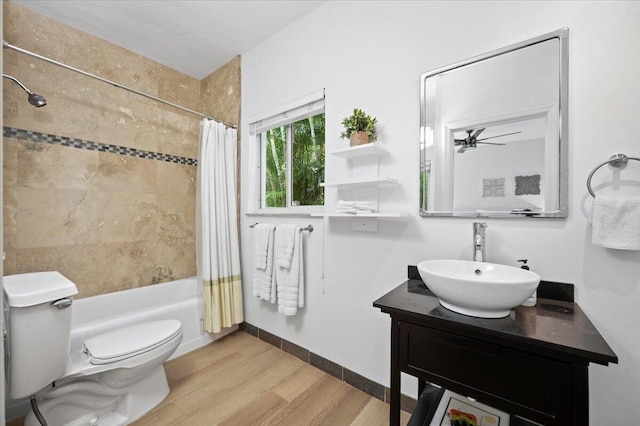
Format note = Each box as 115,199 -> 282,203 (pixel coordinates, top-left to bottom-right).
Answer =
374,276 -> 617,426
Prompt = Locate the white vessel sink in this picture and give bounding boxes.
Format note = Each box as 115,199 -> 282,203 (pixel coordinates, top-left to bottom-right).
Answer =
417,259 -> 540,318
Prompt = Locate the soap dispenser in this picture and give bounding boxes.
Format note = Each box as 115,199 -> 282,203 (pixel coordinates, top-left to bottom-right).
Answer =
518,259 -> 537,307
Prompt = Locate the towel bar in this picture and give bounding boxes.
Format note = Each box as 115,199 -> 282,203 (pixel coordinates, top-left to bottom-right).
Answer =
587,153 -> 640,198
249,223 -> 314,232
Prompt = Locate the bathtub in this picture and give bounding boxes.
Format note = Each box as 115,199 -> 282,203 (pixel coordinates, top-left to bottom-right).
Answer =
70,276 -> 236,358
6,276 -> 237,421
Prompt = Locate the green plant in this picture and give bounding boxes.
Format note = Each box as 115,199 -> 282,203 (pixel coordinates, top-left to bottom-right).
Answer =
340,108 -> 377,141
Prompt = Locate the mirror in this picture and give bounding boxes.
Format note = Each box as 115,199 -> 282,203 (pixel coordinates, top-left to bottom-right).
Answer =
420,29 -> 568,218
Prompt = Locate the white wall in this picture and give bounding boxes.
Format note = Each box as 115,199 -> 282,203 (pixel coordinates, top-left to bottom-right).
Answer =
453,138 -> 545,210
240,1 -> 640,423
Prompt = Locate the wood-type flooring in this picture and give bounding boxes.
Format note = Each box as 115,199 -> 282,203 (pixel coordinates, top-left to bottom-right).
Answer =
6,331 -> 409,425
133,330 -> 410,425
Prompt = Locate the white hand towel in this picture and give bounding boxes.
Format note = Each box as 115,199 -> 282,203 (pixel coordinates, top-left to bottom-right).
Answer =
275,226 -> 304,316
253,224 -> 274,270
275,224 -> 297,269
252,224 -> 276,303
591,194 -> 640,250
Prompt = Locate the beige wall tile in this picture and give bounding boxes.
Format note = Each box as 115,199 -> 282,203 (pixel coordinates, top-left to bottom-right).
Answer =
3,2 -> 241,298
98,192 -> 157,243
154,115 -> 200,159
3,138 -> 19,187
158,67 -> 202,113
157,162 -> 196,239
4,138 -> 19,252
155,237 -> 197,284
2,52 -> 59,132
97,240 -> 157,293
158,161 -> 197,218
158,194 -> 195,240
3,250 -> 18,276
2,2 -> 200,152
3,186 -> 18,250
17,141 -> 99,190
4,3 -> 159,93
2,86 -> 20,124
16,187 -> 98,248
158,161 -> 197,194
200,55 -> 242,222
14,245 -> 100,298
98,152 -> 157,194
201,56 -> 241,125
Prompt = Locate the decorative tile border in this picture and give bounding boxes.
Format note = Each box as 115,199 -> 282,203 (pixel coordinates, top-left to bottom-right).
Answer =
3,127 -> 197,166
239,322 -> 418,414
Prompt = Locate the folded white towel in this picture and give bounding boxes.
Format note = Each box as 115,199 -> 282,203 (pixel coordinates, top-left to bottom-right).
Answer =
336,200 -> 377,214
275,226 -> 304,316
338,200 -> 374,208
253,224 -> 274,270
275,224 -> 297,269
252,224 -> 276,303
591,194 -> 640,250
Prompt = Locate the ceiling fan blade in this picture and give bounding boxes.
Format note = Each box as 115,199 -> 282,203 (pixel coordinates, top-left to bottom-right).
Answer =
470,128 -> 485,140
476,131 -> 522,142
476,141 -> 506,146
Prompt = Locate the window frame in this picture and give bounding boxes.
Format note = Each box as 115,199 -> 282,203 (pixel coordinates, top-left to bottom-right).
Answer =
251,94 -> 325,214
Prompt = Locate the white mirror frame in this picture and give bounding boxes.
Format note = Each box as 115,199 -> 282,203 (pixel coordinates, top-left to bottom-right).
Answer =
419,28 -> 569,218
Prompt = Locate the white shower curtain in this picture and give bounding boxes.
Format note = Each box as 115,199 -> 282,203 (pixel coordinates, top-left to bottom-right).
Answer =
197,119 -> 243,334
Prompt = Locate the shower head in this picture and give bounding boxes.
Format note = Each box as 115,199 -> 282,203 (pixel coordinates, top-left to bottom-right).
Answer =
3,73 -> 47,107
28,92 -> 47,107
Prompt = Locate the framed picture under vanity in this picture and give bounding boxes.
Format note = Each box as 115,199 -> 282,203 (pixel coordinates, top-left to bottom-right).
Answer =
430,389 -> 510,426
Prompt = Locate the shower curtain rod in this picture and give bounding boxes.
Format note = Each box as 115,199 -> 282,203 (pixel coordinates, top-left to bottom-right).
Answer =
3,41 -> 237,128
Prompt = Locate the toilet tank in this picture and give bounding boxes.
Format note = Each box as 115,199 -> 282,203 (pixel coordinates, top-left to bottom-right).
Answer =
3,271 -> 78,399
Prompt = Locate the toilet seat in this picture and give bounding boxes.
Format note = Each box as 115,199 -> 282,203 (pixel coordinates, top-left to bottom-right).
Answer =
83,320 -> 182,365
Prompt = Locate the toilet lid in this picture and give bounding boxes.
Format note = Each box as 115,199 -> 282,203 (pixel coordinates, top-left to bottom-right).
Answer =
84,320 -> 182,364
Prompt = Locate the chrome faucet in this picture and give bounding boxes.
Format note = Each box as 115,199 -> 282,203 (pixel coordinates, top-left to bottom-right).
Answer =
473,222 -> 487,262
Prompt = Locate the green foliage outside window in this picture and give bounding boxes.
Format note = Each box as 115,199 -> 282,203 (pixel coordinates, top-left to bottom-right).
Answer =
263,113 -> 325,207
420,171 -> 429,211
264,126 -> 287,207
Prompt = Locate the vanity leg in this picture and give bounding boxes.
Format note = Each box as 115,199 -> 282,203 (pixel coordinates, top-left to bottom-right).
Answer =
572,364 -> 589,425
390,319 -> 401,426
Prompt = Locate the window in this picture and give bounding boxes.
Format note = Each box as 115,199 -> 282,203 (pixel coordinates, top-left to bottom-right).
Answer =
251,94 -> 325,209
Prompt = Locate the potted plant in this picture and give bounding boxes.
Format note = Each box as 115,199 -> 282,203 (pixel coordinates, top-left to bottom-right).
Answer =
340,108 -> 377,146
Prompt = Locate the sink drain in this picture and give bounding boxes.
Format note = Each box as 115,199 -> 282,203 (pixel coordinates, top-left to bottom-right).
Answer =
474,269 -> 482,276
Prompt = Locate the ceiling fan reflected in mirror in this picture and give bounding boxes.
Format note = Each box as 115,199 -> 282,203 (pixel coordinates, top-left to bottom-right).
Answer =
454,128 -> 522,153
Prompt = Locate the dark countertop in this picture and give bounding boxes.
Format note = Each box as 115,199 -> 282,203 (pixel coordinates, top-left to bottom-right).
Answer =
374,280 -> 618,366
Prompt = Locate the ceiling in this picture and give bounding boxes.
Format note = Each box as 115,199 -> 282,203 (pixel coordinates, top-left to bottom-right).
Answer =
12,0 -> 325,79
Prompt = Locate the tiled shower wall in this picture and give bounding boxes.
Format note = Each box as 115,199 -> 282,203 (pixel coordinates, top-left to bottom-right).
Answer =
2,2 -> 240,297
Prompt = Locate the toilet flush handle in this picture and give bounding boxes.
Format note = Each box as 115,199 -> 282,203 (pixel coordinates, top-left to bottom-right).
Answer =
52,298 -> 73,309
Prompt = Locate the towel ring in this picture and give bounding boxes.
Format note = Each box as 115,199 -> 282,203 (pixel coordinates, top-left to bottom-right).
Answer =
586,153 -> 640,198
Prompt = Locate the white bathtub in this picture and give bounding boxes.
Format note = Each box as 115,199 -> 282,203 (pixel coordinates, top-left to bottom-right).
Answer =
70,277 -> 236,358
6,277 -> 237,420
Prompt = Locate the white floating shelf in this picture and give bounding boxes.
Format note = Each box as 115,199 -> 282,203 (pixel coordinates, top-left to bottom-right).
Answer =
330,143 -> 388,159
311,212 -> 410,218
320,177 -> 399,188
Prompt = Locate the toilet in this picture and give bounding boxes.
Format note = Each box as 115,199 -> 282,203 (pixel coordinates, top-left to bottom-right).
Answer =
3,271 -> 183,426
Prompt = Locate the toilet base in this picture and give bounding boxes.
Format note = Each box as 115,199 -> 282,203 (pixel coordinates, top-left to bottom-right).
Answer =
25,366 -> 170,426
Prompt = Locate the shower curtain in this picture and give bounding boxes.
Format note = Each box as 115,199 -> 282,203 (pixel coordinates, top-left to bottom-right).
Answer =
197,119 -> 243,334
